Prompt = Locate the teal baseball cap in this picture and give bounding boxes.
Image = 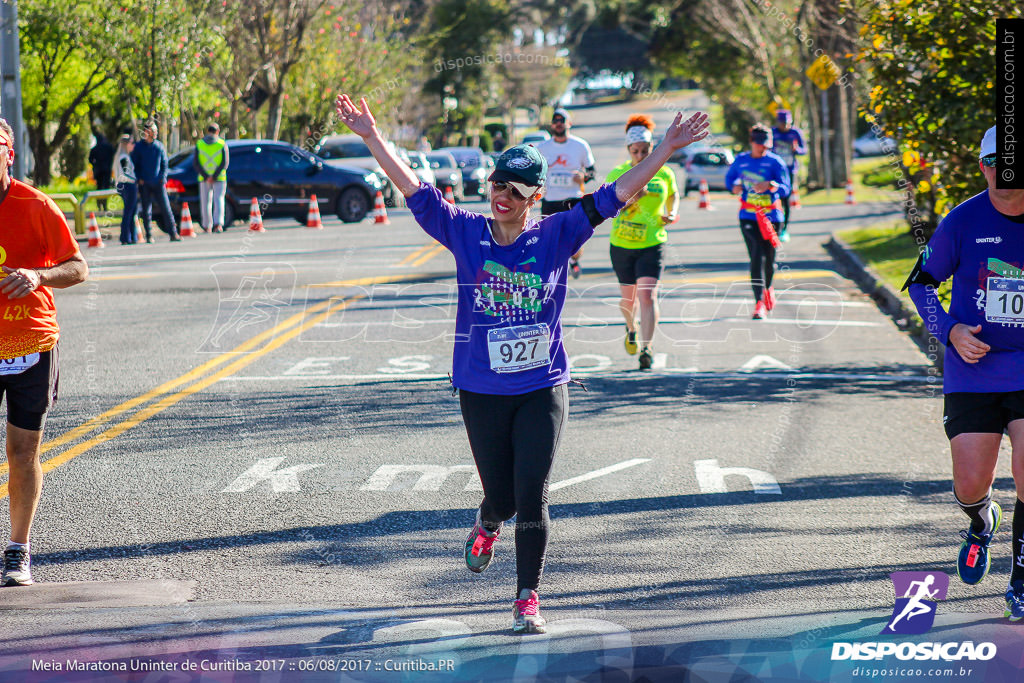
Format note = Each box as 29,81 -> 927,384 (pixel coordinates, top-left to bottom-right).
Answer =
489,144 -> 547,195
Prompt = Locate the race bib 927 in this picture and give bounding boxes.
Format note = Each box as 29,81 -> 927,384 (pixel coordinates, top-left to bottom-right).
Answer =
486,324 -> 551,373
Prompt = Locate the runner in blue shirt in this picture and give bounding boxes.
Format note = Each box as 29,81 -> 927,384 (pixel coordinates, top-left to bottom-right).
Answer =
905,126 -> 1024,621
335,93 -> 709,633
771,110 -> 806,241
724,124 -> 791,320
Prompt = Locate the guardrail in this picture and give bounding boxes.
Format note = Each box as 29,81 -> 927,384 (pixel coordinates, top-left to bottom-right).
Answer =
48,189 -> 122,235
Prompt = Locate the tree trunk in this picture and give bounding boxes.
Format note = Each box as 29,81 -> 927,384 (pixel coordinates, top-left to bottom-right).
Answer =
229,99 -> 241,139
29,131 -> 53,187
264,90 -> 283,140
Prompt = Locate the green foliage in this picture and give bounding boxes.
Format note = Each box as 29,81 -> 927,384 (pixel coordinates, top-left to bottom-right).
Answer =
861,163 -> 901,188
858,0 -> 1023,237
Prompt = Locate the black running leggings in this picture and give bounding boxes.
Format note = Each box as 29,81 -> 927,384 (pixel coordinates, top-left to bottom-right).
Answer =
740,219 -> 778,302
459,384 -> 568,597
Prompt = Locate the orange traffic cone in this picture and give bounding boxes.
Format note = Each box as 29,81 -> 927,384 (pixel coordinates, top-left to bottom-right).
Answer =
443,185 -> 455,204
845,179 -> 855,205
697,179 -> 714,210
789,185 -> 801,209
372,191 -> 390,224
134,214 -> 144,243
179,202 -> 196,238
306,195 -> 323,229
86,212 -> 104,248
248,197 -> 265,232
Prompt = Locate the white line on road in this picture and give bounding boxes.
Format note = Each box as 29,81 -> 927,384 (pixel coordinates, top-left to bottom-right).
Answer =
219,370 -> 933,383
314,316 -> 884,329
549,458 -> 651,492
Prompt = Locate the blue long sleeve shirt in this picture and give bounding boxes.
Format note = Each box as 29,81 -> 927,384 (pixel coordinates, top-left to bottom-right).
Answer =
907,190 -> 1024,393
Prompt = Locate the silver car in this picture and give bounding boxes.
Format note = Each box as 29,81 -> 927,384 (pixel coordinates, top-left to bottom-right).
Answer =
426,151 -> 465,202
679,147 -> 735,195
405,150 -> 437,188
315,134 -> 406,206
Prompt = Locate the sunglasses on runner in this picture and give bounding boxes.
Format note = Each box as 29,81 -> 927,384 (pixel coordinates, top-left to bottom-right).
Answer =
491,181 -> 527,200
551,117 -> 566,124
981,155 -> 997,168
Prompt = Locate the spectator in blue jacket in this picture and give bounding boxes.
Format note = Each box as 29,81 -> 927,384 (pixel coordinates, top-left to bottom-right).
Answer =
130,121 -> 179,242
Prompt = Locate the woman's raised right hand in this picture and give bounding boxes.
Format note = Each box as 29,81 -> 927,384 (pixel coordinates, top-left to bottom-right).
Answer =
335,94 -> 377,139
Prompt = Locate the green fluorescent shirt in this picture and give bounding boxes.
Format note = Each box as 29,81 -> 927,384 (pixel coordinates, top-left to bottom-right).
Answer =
605,161 -> 677,249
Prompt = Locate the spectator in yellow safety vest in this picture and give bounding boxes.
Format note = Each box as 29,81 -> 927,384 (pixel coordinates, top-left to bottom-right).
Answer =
193,123 -> 230,233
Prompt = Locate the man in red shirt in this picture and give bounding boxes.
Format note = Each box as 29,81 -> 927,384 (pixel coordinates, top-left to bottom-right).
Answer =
0,118 -> 88,586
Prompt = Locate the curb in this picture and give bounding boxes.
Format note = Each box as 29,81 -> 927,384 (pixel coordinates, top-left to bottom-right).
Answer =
824,235 -> 944,372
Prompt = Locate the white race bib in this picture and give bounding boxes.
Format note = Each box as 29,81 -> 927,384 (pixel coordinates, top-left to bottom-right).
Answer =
549,172 -> 575,188
487,324 -> 551,373
0,353 -> 40,376
985,277 -> 1024,323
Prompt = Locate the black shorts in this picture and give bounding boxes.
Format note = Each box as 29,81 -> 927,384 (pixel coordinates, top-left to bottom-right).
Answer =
610,244 -> 665,285
0,348 -> 59,432
540,198 -> 579,215
943,390 -> 1024,440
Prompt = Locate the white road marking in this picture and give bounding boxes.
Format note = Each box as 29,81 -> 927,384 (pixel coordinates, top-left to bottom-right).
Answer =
739,355 -> 793,372
549,458 -> 651,492
359,465 -> 481,491
222,457 -> 322,493
220,370 -> 932,383
694,458 -> 781,495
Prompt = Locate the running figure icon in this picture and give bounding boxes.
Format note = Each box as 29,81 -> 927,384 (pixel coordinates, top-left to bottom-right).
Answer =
886,574 -> 939,633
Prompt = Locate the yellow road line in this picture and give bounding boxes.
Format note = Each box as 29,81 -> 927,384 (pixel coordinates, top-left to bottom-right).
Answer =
396,241 -> 440,267
0,295 -> 362,501
411,243 -> 447,268
661,269 -> 839,285
1,273 -> 423,478
306,273 -> 430,288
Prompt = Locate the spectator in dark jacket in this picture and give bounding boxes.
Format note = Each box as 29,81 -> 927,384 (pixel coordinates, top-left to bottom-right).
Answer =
130,121 -> 179,242
88,132 -> 115,210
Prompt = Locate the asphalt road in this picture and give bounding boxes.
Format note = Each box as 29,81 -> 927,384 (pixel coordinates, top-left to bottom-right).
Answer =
1,95 -> 1019,683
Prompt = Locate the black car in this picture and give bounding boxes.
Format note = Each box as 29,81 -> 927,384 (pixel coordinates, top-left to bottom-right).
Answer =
163,140 -> 382,225
438,146 -> 493,199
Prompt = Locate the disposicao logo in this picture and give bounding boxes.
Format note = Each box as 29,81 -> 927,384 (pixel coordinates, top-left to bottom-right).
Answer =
883,571 -> 948,635
830,571 -> 997,663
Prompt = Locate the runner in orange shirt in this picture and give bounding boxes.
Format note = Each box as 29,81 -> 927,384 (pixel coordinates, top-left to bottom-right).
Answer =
0,117 -> 88,586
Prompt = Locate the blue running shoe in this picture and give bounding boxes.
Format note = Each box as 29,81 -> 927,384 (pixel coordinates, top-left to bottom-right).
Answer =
1006,581 -> 1024,622
957,501 -> 1002,585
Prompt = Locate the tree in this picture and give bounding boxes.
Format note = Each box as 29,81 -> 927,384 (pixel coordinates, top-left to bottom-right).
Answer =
858,0 -> 1023,237
20,0 -> 117,185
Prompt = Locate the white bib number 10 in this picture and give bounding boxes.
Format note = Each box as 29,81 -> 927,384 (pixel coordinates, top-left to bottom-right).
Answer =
985,277 -> 1024,324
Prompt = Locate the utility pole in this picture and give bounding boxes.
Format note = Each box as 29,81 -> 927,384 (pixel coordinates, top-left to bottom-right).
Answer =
0,0 -> 26,180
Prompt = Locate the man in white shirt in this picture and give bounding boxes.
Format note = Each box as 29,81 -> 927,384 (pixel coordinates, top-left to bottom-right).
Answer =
536,108 -> 596,278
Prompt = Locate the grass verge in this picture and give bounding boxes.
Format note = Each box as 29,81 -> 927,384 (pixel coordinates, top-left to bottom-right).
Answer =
837,220 -> 950,308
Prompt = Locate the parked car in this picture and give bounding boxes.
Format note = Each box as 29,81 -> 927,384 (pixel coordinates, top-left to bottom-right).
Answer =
314,133 -> 406,206
678,147 -> 735,195
438,146 -> 494,199
163,140 -> 381,225
405,150 -> 436,188
853,132 -> 897,157
521,130 -> 551,145
426,151 -> 465,201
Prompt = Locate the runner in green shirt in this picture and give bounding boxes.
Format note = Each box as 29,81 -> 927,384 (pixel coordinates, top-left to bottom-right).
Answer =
604,114 -> 679,370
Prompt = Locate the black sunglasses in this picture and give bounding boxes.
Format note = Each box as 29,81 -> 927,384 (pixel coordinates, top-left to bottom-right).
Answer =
981,155 -> 997,168
551,117 -> 566,124
491,181 -> 527,201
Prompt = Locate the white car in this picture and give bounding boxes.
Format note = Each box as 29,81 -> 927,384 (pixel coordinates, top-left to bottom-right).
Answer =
853,132 -> 897,157
405,150 -> 436,188
521,130 -> 551,145
315,134 -> 409,206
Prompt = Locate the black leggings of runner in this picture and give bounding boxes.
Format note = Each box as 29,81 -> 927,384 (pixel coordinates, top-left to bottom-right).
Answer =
740,219 -> 778,302
780,193 -> 791,234
459,384 -> 568,597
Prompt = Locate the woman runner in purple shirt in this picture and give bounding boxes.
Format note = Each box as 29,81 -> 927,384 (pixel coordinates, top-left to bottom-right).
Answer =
336,93 -> 708,633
